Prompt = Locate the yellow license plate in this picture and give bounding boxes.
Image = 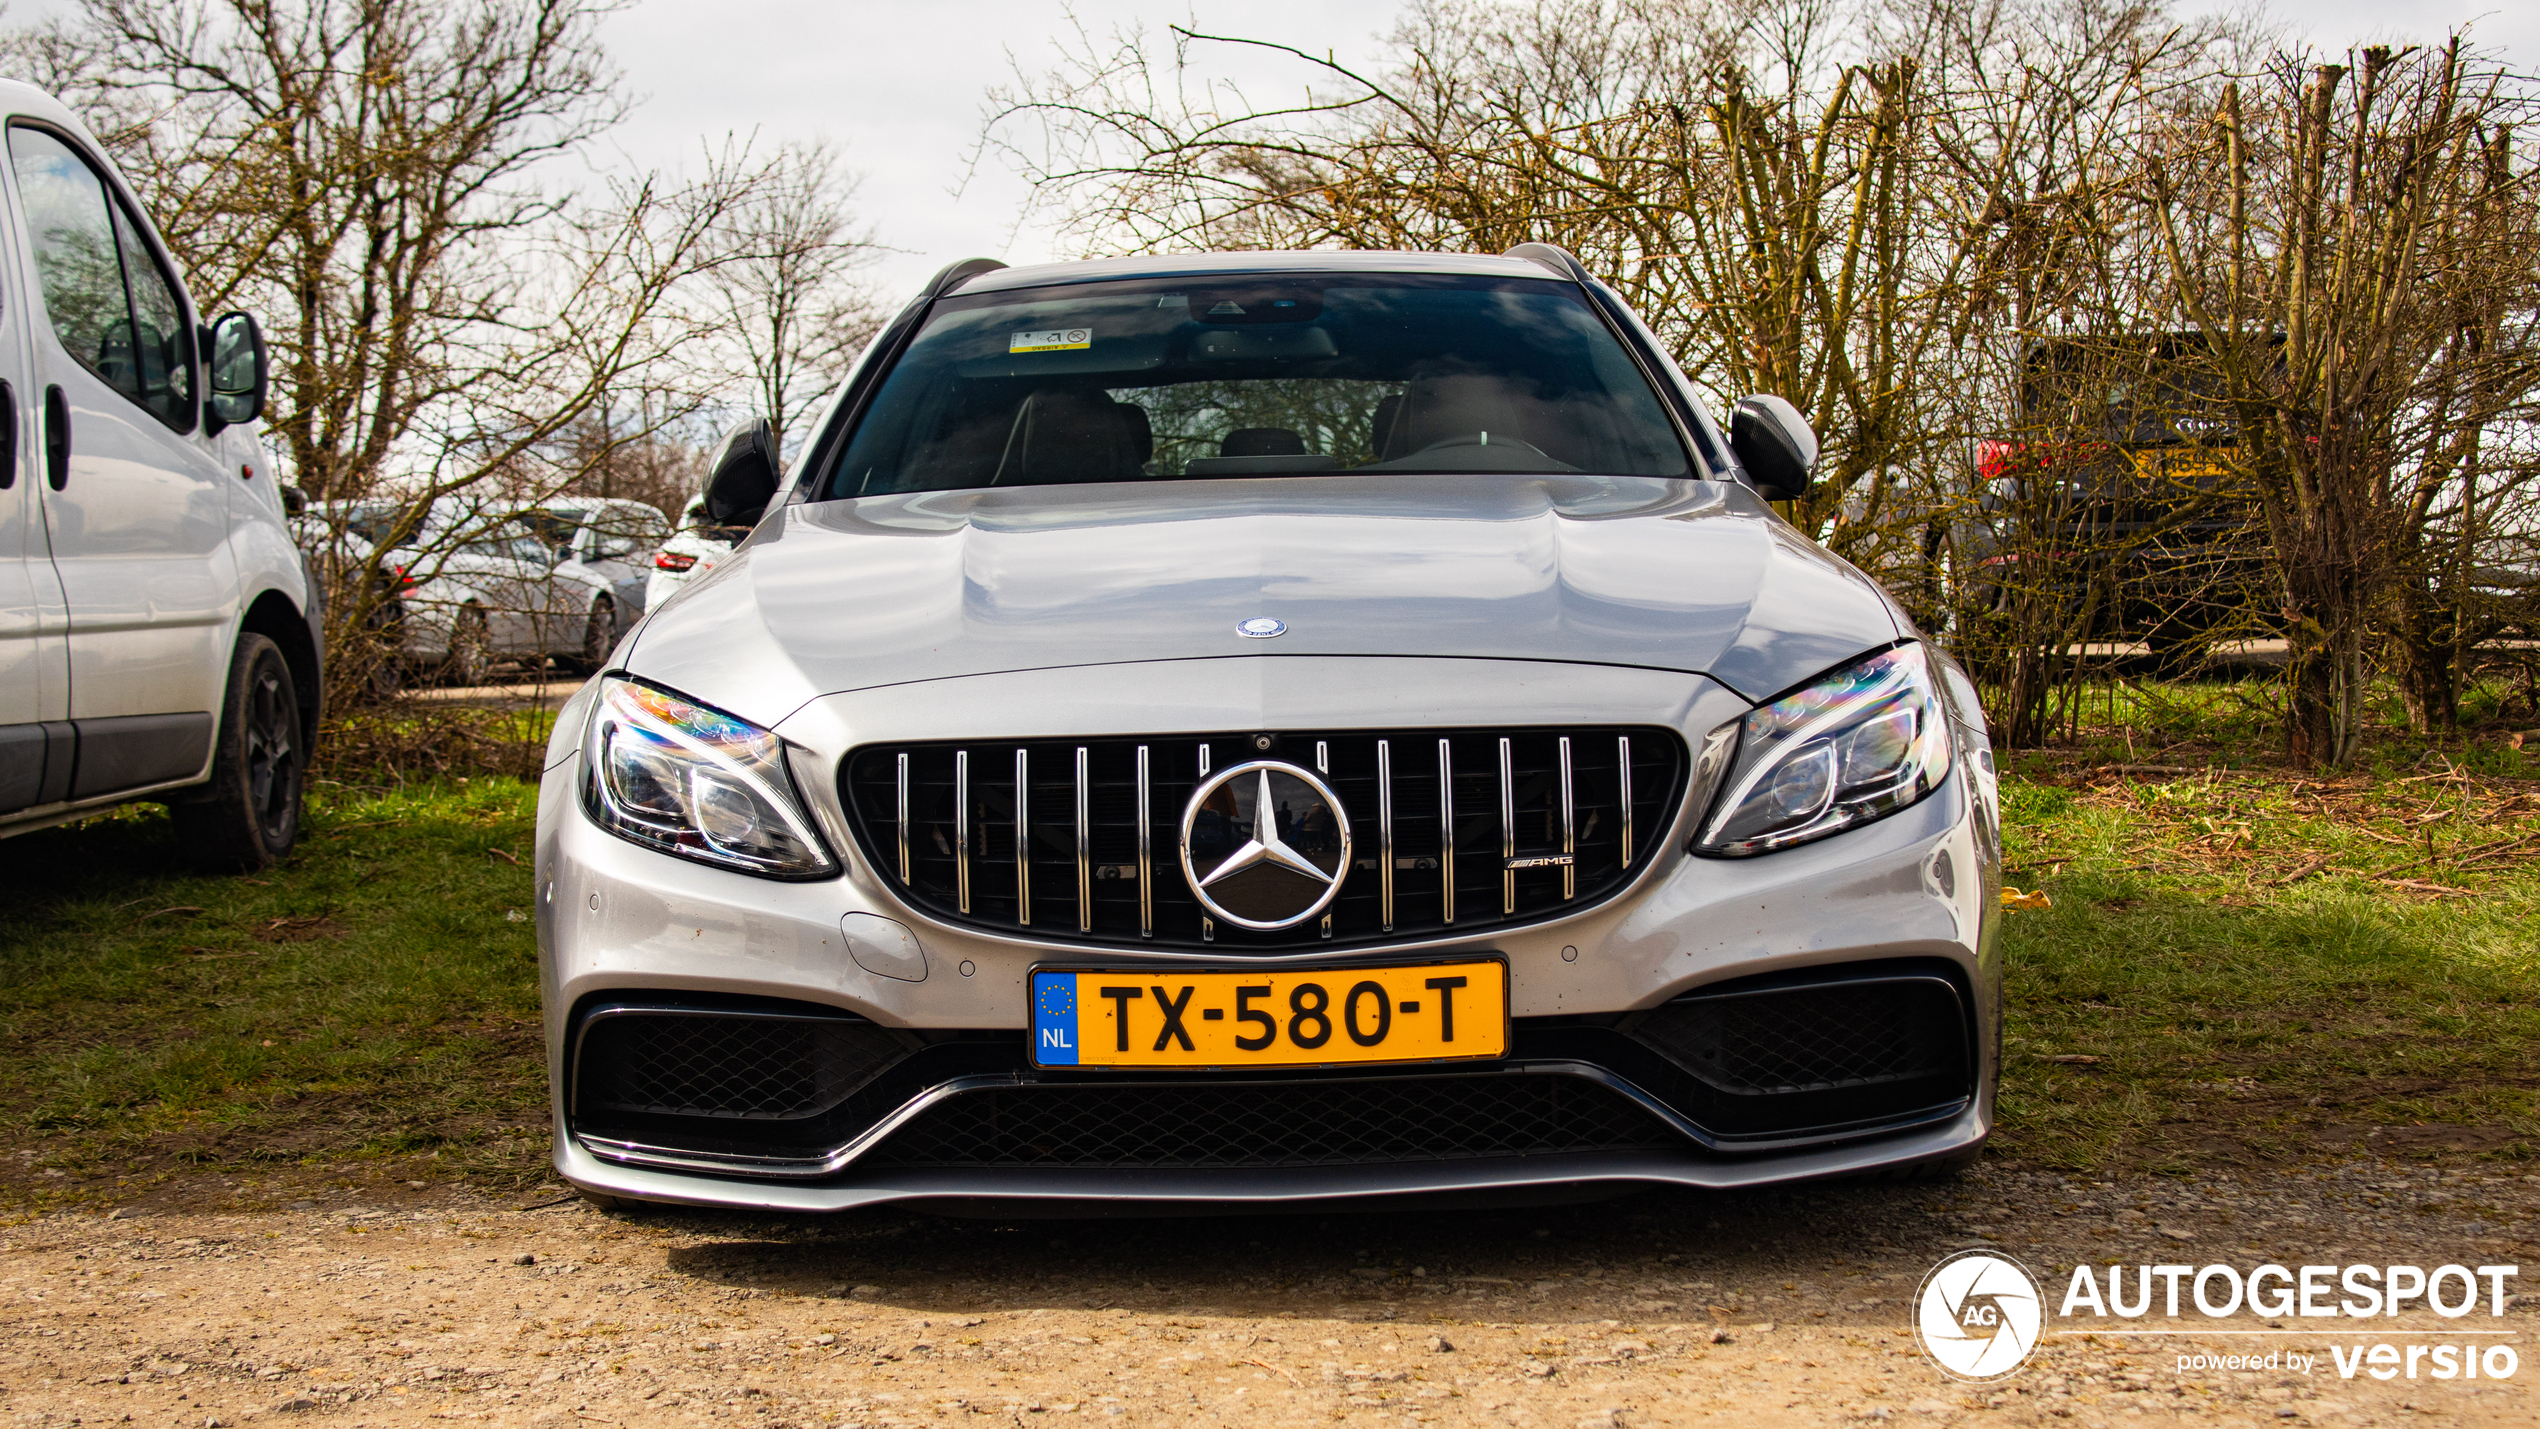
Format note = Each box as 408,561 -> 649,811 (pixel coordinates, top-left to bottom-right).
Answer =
1029,959 -> 1508,1070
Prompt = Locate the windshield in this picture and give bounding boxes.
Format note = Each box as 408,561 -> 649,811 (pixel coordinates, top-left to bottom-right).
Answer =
823,273 -> 1691,498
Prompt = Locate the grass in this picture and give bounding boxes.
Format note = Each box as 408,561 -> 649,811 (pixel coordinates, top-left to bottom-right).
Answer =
0,675 -> 2534,1212
1990,678 -> 2540,1172
0,773 -> 553,1213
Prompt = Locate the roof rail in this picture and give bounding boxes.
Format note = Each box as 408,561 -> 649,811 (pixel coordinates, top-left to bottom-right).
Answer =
1505,242 -> 1593,284
923,257 -> 1008,299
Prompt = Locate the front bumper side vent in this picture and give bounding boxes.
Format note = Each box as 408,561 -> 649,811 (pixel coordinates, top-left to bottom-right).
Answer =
1624,972 -> 1974,1138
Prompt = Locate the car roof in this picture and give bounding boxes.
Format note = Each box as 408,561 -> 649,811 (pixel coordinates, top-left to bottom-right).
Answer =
0,80 -> 92,133
954,249 -> 1565,295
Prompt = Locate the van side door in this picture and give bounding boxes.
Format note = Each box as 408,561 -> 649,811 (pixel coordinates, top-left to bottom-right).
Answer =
0,217 -> 70,813
3,120 -> 228,795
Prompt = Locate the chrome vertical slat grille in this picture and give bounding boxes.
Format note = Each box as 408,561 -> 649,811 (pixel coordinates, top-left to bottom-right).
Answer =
1619,734 -> 1636,869
1376,738 -> 1395,933
1135,744 -> 1153,938
1558,735 -> 1576,900
1074,746 -> 1092,934
954,750 -> 971,914
1498,736 -> 1517,917
1437,737 -> 1456,926
841,726 -> 1681,953
894,752 -> 911,884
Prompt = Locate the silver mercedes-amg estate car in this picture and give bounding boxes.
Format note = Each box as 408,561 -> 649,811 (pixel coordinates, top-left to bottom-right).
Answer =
534,246 -> 2003,1214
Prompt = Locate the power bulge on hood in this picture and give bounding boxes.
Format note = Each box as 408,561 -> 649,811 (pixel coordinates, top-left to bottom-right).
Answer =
535,246 -> 2002,1213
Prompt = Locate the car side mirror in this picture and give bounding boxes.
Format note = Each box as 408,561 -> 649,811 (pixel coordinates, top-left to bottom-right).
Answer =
703,418 -> 780,528
204,312 -> 269,434
1729,394 -> 1818,502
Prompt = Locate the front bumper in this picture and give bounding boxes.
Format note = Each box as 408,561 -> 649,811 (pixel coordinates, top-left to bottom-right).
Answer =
534,655 -> 2001,1212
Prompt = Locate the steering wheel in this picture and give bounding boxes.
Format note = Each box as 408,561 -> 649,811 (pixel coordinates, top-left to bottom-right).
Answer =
1413,431 -> 1554,460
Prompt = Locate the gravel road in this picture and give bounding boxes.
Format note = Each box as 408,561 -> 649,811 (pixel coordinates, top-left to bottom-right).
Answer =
4,1161 -> 2531,1428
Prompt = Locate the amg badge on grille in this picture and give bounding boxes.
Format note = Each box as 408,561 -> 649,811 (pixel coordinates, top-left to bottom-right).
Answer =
1178,760 -> 1351,929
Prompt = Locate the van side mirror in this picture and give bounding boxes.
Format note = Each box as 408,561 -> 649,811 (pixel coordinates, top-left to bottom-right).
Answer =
703,418 -> 780,528
205,312 -> 269,434
1729,394 -> 1818,501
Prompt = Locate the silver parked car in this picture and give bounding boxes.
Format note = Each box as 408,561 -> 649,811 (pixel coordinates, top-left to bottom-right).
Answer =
311,497 -> 662,684
535,248 -> 2002,1214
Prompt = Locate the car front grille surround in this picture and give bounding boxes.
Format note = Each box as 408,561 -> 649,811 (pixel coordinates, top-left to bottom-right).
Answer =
839,727 -> 1684,952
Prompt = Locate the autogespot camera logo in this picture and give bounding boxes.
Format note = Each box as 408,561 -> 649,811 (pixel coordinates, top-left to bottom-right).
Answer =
1917,1249 -> 2046,1382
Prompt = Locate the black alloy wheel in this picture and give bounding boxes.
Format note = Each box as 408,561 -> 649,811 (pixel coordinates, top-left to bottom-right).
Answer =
580,595 -> 616,671
443,604 -> 493,687
363,591 -> 409,697
172,633 -> 304,870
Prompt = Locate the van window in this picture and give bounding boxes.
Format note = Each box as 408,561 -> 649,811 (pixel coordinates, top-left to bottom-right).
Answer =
110,200 -> 194,427
7,125 -> 195,432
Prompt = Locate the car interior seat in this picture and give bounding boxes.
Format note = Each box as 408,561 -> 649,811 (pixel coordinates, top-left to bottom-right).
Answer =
1221,427 -> 1308,458
1373,376 -> 1548,459
991,389 -> 1155,485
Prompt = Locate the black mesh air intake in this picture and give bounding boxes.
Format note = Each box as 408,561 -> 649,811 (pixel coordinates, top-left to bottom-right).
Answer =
864,1073 -> 1682,1169
574,1007 -> 910,1121
840,727 -> 1684,952
1624,972 -> 1973,1138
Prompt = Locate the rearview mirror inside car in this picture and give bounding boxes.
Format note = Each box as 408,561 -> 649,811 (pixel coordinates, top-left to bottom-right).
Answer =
205,312 -> 269,433
1729,394 -> 1818,502
703,418 -> 780,528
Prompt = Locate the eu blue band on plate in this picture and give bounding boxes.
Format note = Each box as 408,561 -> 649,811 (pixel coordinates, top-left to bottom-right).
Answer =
1032,971 -> 1079,1065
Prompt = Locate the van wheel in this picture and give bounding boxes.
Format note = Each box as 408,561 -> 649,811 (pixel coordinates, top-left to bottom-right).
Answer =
580,596 -> 616,670
442,605 -> 492,686
172,634 -> 304,870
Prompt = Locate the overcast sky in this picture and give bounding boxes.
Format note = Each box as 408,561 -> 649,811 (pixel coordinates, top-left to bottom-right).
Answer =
596,0 -> 2540,302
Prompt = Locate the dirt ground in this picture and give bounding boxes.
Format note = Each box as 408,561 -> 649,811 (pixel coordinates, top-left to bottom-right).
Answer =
3,1159 -> 2532,1429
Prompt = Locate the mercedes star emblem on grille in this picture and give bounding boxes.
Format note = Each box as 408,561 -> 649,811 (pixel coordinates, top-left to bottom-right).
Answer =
1178,760 -> 1352,930
1236,617 -> 1286,638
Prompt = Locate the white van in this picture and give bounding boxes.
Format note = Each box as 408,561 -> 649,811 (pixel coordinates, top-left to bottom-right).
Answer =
0,81 -> 315,867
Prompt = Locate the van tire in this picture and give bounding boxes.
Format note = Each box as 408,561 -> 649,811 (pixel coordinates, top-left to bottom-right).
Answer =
172,633 -> 304,870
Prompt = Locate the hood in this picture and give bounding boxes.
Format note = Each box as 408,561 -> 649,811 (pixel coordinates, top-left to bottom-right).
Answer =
627,474 -> 1900,724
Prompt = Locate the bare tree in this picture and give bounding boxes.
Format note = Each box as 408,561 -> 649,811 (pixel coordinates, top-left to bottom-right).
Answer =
695,138 -> 885,459
15,0 -> 779,695
985,0 -> 2250,743
2143,39 -> 2540,761
557,388 -> 713,520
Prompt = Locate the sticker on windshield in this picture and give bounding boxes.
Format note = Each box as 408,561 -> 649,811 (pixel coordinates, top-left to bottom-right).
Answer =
1011,328 -> 1092,353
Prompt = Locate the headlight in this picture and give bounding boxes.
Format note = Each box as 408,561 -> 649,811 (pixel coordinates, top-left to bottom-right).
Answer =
581,675 -> 837,878
1693,643 -> 1952,857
